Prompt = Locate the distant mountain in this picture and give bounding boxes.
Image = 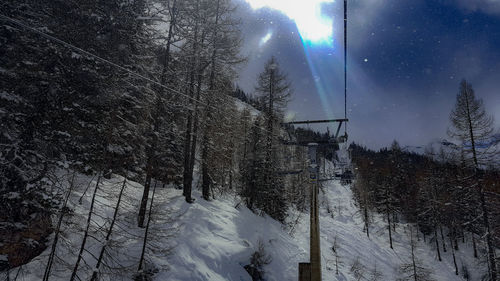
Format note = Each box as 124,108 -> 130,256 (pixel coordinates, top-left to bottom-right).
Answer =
403,135 -> 499,168
402,138 -> 460,157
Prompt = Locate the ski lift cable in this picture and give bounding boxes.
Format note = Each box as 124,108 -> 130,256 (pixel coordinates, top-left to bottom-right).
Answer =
0,14 -> 282,165
344,0 -> 348,136
1,13 -> 348,146
0,14 -> 203,108
0,14 -> 277,136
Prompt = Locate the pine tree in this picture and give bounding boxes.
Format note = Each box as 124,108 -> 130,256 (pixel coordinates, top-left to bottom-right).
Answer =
448,79 -> 497,281
254,57 -> 292,222
138,0 -> 182,227
200,0 -> 244,200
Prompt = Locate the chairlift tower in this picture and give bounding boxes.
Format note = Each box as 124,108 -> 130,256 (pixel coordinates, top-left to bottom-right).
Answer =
296,0 -> 349,277
286,119 -> 347,281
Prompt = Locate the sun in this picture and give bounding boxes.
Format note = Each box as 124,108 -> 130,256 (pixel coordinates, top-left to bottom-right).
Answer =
245,0 -> 335,46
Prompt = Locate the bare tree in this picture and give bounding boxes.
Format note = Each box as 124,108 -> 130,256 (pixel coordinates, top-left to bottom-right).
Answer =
138,180 -> 160,273
70,172 -> 102,281
200,0 -> 244,200
350,257 -> 366,281
43,171 -> 76,281
138,0 -> 180,226
397,226 -> 432,281
255,56 -> 291,166
448,79 -> 497,281
331,236 -> 343,275
369,262 -> 384,281
90,176 -> 127,281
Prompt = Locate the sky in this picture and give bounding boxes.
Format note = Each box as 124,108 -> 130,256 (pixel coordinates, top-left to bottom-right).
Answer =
233,0 -> 500,149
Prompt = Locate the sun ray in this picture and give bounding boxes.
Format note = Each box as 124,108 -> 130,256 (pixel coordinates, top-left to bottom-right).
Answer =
245,0 -> 335,46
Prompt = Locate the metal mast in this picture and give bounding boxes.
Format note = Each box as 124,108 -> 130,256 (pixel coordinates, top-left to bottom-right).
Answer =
344,0 -> 348,135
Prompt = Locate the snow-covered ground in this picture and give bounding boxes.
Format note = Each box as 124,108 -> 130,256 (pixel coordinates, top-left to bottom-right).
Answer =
4,162 -> 487,280
234,98 -> 260,117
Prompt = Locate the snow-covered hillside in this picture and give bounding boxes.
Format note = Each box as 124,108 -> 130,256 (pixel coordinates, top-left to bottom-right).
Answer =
403,136 -> 499,169
234,98 -> 260,118
5,159 -> 486,281
402,138 -> 459,157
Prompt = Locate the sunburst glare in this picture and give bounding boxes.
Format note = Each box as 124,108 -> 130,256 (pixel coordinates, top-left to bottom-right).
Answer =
245,0 -> 335,46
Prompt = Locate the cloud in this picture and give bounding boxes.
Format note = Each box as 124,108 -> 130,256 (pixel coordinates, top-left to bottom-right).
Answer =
454,0 -> 500,15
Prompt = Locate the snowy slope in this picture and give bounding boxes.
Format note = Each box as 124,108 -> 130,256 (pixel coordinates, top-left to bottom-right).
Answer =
157,189 -> 306,281
159,165 -> 482,281
2,173 -> 176,281
313,164 -> 477,281
234,98 -> 260,117
5,165 -> 486,280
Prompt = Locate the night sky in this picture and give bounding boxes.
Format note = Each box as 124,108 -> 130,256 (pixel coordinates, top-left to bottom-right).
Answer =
233,0 -> 500,149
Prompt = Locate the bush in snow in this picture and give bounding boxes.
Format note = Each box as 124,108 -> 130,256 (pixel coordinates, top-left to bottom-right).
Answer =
396,226 -> 433,281
244,240 -> 272,281
133,263 -> 159,281
461,263 -> 470,281
369,262 -> 384,281
350,257 -> 366,281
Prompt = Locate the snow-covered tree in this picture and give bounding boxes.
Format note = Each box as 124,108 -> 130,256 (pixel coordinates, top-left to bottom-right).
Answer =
448,79 -> 497,281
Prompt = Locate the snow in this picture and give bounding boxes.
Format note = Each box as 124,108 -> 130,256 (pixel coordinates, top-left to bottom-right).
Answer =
0,91 -> 24,103
71,52 -> 82,59
402,138 -> 459,157
54,131 -> 71,138
158,189 -> 306,281
6,192 -> 20,199
234,98 -> 260,117
5,161 -> 486,280
159,164 -> 482,281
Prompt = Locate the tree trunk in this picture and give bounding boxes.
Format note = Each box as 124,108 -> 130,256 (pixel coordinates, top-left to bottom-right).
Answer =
393,212 -> 397,232
479,186 -> 497,280
186,54 -> 207,199
138,181 -> 160,271
265,67 -> 274,193
472,233 -> 478,259
387,208 -> 393,249
202,156 -> 211,200
139,0 -> 176,224
201,0 -> 221,201
449,235 -> 458,275
410,230 -> 417,281
439,224 -> 446,253
182,114 -> 194,202
138,170 -> 152,227
434,227 -> 442,261
70,173 -> 102,281
139,100 -> 162,226
182,0 -> 200,203
364,204 -> 369,238
464,81 -> 497,281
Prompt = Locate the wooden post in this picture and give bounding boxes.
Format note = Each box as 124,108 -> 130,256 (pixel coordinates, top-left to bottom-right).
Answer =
299,263 -> 311,281
308,144 -> 321,281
